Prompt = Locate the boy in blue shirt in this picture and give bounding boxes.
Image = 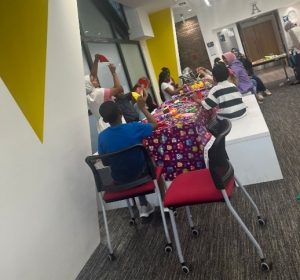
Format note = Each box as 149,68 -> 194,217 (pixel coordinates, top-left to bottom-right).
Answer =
98,97 -> 157,218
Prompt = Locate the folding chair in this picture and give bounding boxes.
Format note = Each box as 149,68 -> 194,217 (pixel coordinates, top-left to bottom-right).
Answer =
163,119 -> 271,274
85,144 -> 172,261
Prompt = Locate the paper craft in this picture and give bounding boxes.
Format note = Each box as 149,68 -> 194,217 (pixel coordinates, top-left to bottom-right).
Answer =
131,92 -> 140,101
98,54 -> 109,63
138,77 -> 150,88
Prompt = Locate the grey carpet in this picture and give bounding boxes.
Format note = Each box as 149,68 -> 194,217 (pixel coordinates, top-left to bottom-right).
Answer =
77,80 -> 300,280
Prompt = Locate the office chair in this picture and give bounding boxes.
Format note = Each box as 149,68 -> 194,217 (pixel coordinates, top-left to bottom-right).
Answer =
85,144 -> 172,261
163,119 -> 271,274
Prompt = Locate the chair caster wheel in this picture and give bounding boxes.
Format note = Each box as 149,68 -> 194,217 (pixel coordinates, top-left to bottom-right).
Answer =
129,218 -> 136,226
108,254 -> 115,261
181,264 -> 190,274
191,228 -> 199,237
260,260 -> 271,271
258,217 -> 266,226
164,243 -> 173,253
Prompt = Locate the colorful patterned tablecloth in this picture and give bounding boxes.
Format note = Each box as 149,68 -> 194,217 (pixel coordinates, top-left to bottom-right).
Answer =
144,95 -> 214,181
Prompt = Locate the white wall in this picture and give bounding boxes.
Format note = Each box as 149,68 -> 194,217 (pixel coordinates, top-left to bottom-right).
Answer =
0,1 -> 100,279
124,6 -> 154,40
278,3 -> 300,49
193,0 -> 300,65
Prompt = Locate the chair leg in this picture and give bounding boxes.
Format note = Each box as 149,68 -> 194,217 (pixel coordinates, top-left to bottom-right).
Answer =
169,209 -> 190,273
154,180 -> 172,250
185,206 -> 199,237
235,177 -> 265,225
221,190 -> 266,261
126,199 -> 136,225
99,194 -> 114,257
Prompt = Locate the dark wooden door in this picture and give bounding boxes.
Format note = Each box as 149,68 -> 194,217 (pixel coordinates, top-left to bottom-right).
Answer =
240,20 -> 280,61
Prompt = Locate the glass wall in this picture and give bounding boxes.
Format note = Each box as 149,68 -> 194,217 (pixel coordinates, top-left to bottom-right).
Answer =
217,28 -> 239,53
120,44 -> 149,86
77,0 -> 114,38
88,43 -> 130,93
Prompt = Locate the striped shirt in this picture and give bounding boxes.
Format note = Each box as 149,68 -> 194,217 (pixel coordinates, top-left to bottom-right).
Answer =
201,80 -> 247,120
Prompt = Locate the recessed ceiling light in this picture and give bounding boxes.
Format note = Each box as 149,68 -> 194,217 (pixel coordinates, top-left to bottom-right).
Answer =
204,0 -> 211,7
188,8 -> 192,12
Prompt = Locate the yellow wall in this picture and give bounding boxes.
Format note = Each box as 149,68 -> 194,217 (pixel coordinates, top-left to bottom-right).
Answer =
0,0 -> 48,142
147,8 -> 179,85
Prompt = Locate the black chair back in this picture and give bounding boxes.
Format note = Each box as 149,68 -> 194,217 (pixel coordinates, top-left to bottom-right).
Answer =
207,119 -> 234,190
85,144 -> 156,193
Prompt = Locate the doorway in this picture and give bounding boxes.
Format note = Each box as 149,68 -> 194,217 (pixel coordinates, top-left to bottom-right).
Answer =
238,11 -> 285,61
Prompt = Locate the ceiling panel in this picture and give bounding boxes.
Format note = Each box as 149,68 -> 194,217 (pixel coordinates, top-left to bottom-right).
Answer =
115,0 -> 174,13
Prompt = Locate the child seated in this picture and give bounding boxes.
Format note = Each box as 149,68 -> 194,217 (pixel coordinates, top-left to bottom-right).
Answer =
194,63 -> 247,120
98,97 -> 158,218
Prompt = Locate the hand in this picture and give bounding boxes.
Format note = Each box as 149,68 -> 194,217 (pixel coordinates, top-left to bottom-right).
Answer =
95,54 -> 101,60
196,67 -> 205,75
136,96 -> 146,110
108,63 -> 116,74
142,88 -> 148,101
192,94 -> 201,104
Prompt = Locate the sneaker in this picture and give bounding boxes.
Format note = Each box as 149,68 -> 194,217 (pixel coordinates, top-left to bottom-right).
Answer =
256,93 -> 264,102
264,89 -> 272,96
139,203 -> 155,218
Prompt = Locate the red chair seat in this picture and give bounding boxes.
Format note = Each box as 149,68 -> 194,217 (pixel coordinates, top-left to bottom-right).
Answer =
164,168 -> 235,208
103,167 -> 163,203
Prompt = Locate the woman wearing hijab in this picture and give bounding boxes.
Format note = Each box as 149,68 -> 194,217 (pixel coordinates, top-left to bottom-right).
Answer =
222,52 -> 264,103
231,48 -> 272,97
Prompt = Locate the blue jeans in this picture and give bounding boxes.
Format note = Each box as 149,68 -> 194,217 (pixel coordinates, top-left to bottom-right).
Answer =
250,78 -> 257,94
252,75 -> 266,92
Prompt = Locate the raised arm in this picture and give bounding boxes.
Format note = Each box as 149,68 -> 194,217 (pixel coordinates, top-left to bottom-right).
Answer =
90,54 -> 100,80
136,96 -> 157,129
140,85 -> 148,101
108,63 -> 124,97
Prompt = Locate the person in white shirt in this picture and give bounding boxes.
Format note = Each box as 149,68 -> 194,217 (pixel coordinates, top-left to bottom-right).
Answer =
285,21 -> 300,84
158,68 -> 180,102
85,54 -> 124,132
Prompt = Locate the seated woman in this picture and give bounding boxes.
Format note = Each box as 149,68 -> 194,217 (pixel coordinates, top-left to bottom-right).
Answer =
222,52 -> 263,103
231,48 -> 271,98
158,68 -> 181,101
193,63 -> 246,120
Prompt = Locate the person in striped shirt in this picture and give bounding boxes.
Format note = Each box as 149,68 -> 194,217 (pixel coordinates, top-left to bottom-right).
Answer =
194,63 -> 247,120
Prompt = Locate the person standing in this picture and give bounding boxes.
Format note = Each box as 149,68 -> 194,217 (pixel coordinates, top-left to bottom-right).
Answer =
85,54 -> 124,132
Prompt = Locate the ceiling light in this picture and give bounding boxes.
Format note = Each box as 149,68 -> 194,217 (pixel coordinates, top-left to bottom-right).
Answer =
188,8 -> 192,12
204,0 -> 211,7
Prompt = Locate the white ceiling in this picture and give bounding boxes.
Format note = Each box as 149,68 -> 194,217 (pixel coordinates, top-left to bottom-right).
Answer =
115,0 -> 201,22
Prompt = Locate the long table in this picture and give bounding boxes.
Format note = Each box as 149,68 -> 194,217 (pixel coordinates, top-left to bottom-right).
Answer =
252,53 -> 289,81
226,94 -> 283,185
98,94 -> 283,210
